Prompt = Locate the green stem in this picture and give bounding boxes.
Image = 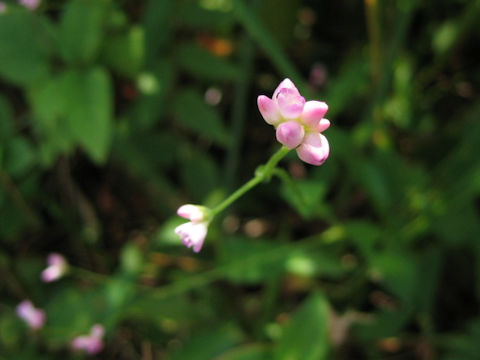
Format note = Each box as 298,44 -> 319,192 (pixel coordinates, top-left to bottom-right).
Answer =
211,146 -> 290,217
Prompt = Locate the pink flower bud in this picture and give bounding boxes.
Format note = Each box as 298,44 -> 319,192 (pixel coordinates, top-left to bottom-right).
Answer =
41,253 -> 68,283
175,221 -> 208,253
316,118 -> 330,132
16,300 -> 45,330
72,324 -> 105,355
296,133 -> 330,166
177,204 -> 206,222
18,0 -> 40,10
301,101 -> 328,127
272,78 -> 300,100
276,88 -> 305,119
257,95 -> 281,125
276,121 -> 305,149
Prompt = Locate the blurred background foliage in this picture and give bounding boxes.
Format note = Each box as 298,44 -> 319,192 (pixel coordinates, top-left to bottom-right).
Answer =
0,0 -> 480,358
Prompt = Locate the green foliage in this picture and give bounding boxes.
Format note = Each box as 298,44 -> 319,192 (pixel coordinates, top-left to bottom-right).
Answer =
273,293 -> 330,360
1,0 -> 479,359
59,0 -> 108,64
0,10 -> 52,86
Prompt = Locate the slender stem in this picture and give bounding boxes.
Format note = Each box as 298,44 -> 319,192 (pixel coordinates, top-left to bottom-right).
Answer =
262,146 -> 291,179
211,146 -> 290,217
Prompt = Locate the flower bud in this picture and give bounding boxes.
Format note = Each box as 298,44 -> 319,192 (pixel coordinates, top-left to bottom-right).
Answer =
276,121 -> 305,149
301,101 -> 328,127
177,204 -> 207,222
41,253 -> 68,283
72,324 -> 105,355
175,222 -> 208,253
257,95 -> 280,125
16,300 -> 45,330
296,133 -> 330,166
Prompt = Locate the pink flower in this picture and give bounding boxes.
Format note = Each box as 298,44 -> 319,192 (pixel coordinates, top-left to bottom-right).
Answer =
0,2 -> 7,13
175,204 -> 211,253
296,133 -> 330,166
41,253 -> 68,282
175,221 -> 208,253
257,78 -> 330,166
18,0 -> 40,10
16,300 -> 46,330
72,324 -> 105,355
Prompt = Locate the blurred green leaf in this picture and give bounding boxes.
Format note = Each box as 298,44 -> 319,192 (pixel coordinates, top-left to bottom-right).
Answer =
216,345 -> 272,360
62,67 -> 113,163
325,58 -> 369,118
0,313 -> 23,349
4,137 -> 36,177
273,292 -> 329,360
177,0 -> 235,31
142,0 -> 174,65
177,42 -> 241,81
59,0 -> 108,63
180,145 -> 220,202
232,0 -> 304,90
344,221 -> 381,260
169,325 -> 244,360
173,89 -> 231,146
220,237 -> 286,284
100,26 -> 145,77
285,249 -> 346,279
45,288 -> 106,345
0,10 -> 51,86
281,179 -> 328,219
370,252 -> 418,303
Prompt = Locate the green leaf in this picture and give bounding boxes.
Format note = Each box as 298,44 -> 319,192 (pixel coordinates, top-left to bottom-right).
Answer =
273,292 -> 330,360
169,325 -> 243,360
100,26 -> 145,77
177,42 -> 240,81
177,0 -> 235,31
59,0 -> 108,63
370,252 -> 418,304
281,179 -> 328,219
62,67 -> 113,163
4,137 -> 36,177
220,237 -> 287,284
217,345 -> 272,360
44,288 -> 107,345
180,145 -> 220,202
0,10 -> 51,86
173,89 -> 231,146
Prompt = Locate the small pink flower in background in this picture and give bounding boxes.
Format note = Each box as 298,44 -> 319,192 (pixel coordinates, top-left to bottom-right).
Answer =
0,2 -> 7,13
18,0 -> 40,10
257,78 -> 331,166
16,300 -> 46,330
175,204 -> 211,253
41,253 -> 68,283
72,324 -> 105,355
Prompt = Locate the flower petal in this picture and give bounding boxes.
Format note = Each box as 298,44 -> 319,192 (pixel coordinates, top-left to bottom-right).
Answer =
272,78 -> 300,100
317,118 -> 330,132
301,101 -> 328,126
296,133 -> 330,166
276,88 -> 305,119
257,95 -> 280,125
276,121 -> 305,149
177,204 -> 205,222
